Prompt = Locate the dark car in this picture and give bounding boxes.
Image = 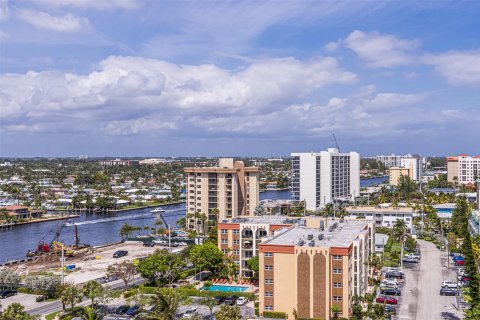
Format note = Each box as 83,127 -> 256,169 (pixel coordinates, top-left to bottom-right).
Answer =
223,296 -> 237,305
113,250 -> 128,258
381,288 -> 401,296
386,272 -> 403,279
440,287 -> 459,296
126,305 -> 140,316
384,305 -> 397,315
214,296 -> 225,305
115,305 -> 129,315
0,290 -> 17,299
143,241 -> 155,247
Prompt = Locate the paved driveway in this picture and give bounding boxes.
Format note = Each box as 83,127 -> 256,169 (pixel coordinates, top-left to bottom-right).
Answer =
396,240 -> 463,320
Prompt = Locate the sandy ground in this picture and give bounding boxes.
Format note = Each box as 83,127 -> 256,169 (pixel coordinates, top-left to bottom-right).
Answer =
25,242 -> 161,284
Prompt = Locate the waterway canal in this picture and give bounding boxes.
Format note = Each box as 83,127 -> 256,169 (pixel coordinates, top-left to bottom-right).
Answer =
0,177 -> 386,261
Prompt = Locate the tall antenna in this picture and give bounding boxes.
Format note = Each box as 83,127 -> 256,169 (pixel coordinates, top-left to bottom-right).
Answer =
332,133 -> 340,152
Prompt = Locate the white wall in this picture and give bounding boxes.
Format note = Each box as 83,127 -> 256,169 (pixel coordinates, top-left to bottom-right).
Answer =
299,153 -> 318,211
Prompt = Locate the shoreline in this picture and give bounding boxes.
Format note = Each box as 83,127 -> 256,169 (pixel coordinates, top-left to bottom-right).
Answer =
0,214 -> 80,228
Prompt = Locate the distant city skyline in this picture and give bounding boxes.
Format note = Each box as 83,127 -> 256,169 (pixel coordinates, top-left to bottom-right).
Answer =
0,1 -> 479,157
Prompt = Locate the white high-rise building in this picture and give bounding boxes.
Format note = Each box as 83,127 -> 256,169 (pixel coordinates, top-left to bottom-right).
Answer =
291,148 -> 360,211
447,154 -> 480,185
400,157 -> 422,182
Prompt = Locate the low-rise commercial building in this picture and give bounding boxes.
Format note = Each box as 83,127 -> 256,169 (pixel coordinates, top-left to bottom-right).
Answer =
259,219 -> 374,320
346,206 -> 413,232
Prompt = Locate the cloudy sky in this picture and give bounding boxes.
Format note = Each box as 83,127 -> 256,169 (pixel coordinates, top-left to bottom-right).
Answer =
0,0 -> 479,157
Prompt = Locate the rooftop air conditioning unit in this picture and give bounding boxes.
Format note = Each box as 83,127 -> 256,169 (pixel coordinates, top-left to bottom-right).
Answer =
308,240 -> 315,247
307,234 -> 313,240
298,239 -> 305,246
318,234 -> 324,240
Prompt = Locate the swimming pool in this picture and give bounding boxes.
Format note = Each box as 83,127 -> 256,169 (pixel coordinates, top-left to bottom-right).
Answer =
201,285 -> 249,292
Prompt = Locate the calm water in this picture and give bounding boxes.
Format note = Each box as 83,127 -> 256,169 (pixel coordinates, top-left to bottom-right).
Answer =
0,178 -> 383,261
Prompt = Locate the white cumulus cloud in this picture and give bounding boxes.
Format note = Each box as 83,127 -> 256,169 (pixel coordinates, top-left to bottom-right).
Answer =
343,30 -> 420,68
18,9 -> 90,32
424,50 -> 480,86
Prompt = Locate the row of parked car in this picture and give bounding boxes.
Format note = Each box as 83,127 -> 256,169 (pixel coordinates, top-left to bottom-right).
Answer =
0,289 -> 17,299
439,263 -> 470,296
376,266 -> 408,319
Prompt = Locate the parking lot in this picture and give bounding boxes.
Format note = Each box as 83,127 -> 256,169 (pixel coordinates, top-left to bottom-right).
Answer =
0,292 -> 50,311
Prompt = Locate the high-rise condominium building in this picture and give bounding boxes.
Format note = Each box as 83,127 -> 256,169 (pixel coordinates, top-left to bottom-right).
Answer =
259,219 -> 375,319
376,153 -> 415,168
447,154 -> 480,185
291,148 -> 360,211
377,154 -> 422,182
184,158 -> 259,232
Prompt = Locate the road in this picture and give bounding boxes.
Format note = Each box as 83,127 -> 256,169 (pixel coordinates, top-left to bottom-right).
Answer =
396,240 -> 463,320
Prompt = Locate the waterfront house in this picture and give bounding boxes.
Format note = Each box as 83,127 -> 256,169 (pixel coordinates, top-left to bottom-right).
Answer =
5,205 -> 42,219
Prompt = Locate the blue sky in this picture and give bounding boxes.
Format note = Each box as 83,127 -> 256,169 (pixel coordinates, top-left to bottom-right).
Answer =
0,0 -> 479,157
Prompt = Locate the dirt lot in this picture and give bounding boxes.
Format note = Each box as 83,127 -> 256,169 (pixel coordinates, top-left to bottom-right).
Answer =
25,242 -> 159,284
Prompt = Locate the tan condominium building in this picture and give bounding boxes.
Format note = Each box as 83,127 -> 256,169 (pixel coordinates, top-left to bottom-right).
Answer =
184,158 -> 259,232
389,167 -> 411,186
217,216 -> 296,278
259,219 -> 375,320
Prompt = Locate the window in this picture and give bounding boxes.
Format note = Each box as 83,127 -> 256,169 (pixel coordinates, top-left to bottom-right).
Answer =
265,306 -> 273,311
233,240 -> 240,245
265,252 -> 273,257
233,230 -> 240,234
333,255 -> 342,260
221,239 -> 228,244
233,250 -> 239,255
265,292 -> 273,297
333,282 -> 342,288
265,265 -> 273,271
234,260 -> 240,265
222,249 -> 228,254
221,229 -> 228,234
265,279 -> 273,284
333,268 -> 342,274
333,296 -> 342,301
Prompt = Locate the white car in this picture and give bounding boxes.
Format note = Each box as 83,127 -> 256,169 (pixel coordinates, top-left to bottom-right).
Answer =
153,239 -> 168,245
442,281 -> 461,289
387,267 -> 404,274
236,297 -> 249,305
183,309 -> 197,318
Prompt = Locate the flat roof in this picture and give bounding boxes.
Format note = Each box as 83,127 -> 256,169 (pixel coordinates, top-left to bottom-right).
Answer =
264,219 -> 372,248
346,206 -> 414,213
221,216 -> 300,225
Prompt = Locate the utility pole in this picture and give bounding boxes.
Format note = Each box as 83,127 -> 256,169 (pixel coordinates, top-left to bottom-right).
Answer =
61,246 -> 65,285
168,224 -> 171,250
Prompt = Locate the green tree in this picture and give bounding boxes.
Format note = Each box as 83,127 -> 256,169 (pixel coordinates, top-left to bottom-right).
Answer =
214,304 -> 242,320
148,288 -> 182,320
61,285 -> 82,311
106,261 -> 136,288
0,303 -> 39,320
247,256 -> 259,278
137,249 -> 186,286
404,236 -> 417,252
81,306 -> 101,320
119,223 -> 136,240
82,280 -> 103,306
189,242 -> 224,274
200,296 -> 217,320
331,305 -> 341,319
351,296 -> 363,320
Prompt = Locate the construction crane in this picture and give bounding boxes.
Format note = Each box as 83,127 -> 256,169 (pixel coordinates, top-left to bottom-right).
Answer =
332,133 -> 340,152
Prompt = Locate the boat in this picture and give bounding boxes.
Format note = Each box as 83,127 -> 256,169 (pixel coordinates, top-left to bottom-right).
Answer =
151,207 -> 166,213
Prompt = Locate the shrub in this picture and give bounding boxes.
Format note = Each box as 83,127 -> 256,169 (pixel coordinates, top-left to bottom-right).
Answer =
262,311 -> 288,319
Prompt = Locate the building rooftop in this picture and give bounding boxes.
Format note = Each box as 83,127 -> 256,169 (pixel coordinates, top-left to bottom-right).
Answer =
222,215 -> 299,225
346,206 -> 415,213
263,219 -> 372,248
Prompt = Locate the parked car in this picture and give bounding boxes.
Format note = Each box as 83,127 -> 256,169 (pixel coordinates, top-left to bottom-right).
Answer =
460,275 -> 471,282
403,256 -> 419,263
214,296 -> 224,305
384,305 -> 397,315
387,267 -> 404,274
442,281 -> 461,289
115,305 -> 129,315
455,260 -> 465,266
153,239 -> 168,245
236,297 -> 249,305
406,253 -> 420,260
382,279 -> 398,286
0,290 -> 17,299
143,241 -> 155,247
381,288 -> 401,296
113,250 -> 128,258
223,296 -> 237,305
183,308 -> 197,318
126,305 -> 140,316
376,296 -> 398,304
440,287 -> 459,296
385,272 -> 403,279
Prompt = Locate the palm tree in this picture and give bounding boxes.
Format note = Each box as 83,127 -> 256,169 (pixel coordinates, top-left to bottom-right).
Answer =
147,288 -> 181,320
61,285 -> 82,311
393,219 -> 407,267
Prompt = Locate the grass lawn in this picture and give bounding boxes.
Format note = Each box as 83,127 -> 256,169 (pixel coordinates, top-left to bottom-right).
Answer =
45,311 -> 61,320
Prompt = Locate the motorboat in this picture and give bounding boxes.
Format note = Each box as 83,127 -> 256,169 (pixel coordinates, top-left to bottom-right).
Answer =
151,207 -> 166,213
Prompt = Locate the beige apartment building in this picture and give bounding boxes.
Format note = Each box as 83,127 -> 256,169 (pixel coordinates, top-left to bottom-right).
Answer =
259,219 -> 374,320
184,158 -> 259,232
447,154 -> 480,184
389,167 -> 411,186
